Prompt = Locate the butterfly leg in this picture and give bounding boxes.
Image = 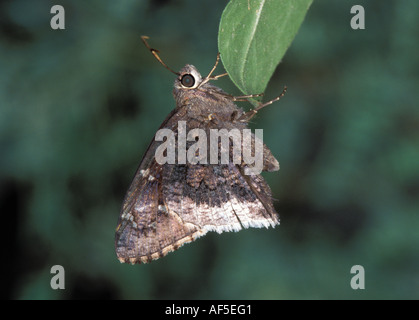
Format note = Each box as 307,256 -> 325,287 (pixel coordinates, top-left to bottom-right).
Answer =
238,86 -> 287,122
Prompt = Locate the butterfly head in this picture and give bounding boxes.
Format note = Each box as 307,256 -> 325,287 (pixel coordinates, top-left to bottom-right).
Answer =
174,64 -> 203,91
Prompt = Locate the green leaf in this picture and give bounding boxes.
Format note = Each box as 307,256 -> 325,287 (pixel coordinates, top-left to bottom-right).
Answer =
218,0 -> 312,100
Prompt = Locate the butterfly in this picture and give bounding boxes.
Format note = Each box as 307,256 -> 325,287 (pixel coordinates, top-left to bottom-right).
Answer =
115,36 -> 286,264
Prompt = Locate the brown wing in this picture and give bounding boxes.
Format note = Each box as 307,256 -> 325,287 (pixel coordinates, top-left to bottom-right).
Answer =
115,104 -> 280,264
115,108 -> 206,264
115,161 -> 279,264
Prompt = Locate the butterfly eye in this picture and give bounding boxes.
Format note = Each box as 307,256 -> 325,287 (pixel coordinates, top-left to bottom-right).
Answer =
181,74 -> 195,88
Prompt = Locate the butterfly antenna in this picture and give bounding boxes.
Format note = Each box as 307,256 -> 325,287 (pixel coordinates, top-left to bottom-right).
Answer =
141,36 -> 179,76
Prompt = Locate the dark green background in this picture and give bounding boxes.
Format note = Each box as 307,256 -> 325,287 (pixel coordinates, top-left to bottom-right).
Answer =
1,0 -> 418,299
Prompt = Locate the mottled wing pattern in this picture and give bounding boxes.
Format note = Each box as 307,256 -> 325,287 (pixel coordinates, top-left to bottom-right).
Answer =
115,161 -> 202,264
163,163 -> 278,233
115,159 -> 279,264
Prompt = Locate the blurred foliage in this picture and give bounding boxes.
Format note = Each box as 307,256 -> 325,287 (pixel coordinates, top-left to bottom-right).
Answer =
1,0 -> 418,300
